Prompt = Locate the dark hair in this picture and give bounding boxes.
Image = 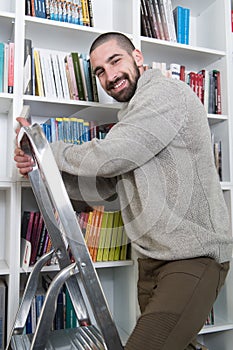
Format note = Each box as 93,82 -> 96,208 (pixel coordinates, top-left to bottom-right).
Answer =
89,32 -> 136,56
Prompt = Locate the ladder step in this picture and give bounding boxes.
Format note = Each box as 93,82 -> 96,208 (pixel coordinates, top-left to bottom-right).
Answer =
10,326 -> 106,350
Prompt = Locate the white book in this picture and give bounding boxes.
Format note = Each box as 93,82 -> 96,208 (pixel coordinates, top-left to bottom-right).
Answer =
37,48 -> 57,99
57,52 -> 71,100
50,52 -> 64,99
163,0 -> 177,42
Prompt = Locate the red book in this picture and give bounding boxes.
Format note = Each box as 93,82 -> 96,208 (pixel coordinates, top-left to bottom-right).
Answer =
231,10 -> 233,32
8,42 -> 14,93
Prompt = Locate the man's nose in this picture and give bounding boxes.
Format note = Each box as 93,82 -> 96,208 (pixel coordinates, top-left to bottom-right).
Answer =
105,67 -> 117,82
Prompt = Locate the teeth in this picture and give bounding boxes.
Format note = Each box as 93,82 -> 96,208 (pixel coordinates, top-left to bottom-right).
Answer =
114,80 -> 125,89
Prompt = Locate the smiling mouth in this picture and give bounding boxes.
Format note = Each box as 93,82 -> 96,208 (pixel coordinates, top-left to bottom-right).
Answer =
114,79 -> 126,89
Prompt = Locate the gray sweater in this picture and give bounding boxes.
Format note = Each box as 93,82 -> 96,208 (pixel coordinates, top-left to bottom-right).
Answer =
51,69 -> 233,263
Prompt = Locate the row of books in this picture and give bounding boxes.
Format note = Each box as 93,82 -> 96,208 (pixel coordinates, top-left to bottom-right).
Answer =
0,279 -> 6,350
0,42 -> 14,94
76,207 -> 129,262
141,0 -> 190,44
25,0 -> 94,27
21,207 -> 129,267
144,62 -> 222,115
24,38 -> 99,102
24,283 -> 79,333
41,117 -> 114,144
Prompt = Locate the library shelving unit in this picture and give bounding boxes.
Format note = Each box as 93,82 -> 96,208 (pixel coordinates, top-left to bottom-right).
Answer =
0,0 -> 233,349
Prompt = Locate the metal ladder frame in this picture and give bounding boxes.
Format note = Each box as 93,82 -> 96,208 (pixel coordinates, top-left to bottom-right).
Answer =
8,123 -> 123,350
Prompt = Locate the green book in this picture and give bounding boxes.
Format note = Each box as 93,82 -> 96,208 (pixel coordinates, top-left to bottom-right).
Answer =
108,211 -> 120,261
114,213 -> 124,261
71,52 -> 85,100
102,212 -> 114,262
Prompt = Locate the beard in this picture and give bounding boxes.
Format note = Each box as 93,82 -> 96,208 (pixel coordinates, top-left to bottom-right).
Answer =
106,61 -> 140,102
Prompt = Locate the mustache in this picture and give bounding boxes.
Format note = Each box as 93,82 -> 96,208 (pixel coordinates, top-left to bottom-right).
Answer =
106,74 -> 128,90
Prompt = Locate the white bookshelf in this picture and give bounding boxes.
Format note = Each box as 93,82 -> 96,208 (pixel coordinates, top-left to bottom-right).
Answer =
0,0 -> 233,348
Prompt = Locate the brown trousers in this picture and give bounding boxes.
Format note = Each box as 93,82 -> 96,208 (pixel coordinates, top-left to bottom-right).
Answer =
125,257 -> 229,350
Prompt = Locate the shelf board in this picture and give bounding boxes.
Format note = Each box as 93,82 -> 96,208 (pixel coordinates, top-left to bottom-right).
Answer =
20,260 -> 134,274
208,114 -> 228,125
23,95 -> 121,119
141,37 -> 226,70
200,322 -> 233,335
0,94 -> 13,113
0,11 -> 15,20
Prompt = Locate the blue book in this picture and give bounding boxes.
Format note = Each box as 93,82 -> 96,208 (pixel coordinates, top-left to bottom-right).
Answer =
0,43 -> 4,93
183,7 -> 190,45
173,6 -> 184,44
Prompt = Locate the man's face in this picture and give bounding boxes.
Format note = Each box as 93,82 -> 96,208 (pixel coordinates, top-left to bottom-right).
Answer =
90,39 -> 142,102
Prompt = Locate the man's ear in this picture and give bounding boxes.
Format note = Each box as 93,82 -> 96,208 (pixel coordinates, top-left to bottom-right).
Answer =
132,49 -> 144,68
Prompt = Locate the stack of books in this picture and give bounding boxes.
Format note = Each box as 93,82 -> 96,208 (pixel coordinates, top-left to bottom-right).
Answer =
0,41 -> 14,94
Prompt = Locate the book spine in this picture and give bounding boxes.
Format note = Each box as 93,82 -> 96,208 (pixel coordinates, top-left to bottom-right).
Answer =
158,0 -> 169,40
0,43 -> 4,93
183,7 -> 190,45
152,0 -> 165,40
173,6 -> 183,44
71,52 -> 85,100
8,42 -> 14,93
34,48 -> 45,96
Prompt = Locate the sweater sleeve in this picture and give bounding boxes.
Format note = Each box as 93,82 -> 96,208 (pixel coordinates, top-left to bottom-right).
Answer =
50,75 -> 187,179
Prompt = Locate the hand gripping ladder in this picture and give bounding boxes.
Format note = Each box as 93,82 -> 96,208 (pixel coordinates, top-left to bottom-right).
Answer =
7,123 -> 124,350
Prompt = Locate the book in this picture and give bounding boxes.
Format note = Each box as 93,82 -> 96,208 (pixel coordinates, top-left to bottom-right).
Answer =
213,69 -> 222,114
0,43 -> 4,93
173,6 -> 183,44
8,42 -> 14,93
96,211 -> 109,262
114,213 -> 124,261
140,0 -> 152,37
57,52 -> 70,100
71,52 -> 85,100
3,43 -> 9,93
24,38 -> 33,94
50,51 -> 64,99
108,211 -> 121,261
102,211 -> 115,261
183,7 -> 190,45
29,211 -> 40,266
38,48 -> 57,98
157,0 -> 170,41
152,0 -> 165,40
81,0 -> 90,26
66,54 -> 79,100
34,48 -> 45,96
162,0 -> 177,42
0,279 -> 6,350
90,206 -> 104,262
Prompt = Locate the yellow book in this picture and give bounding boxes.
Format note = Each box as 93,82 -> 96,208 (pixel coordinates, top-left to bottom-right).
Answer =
34,49 -> 44,97
120,227 -> 129,261
81,0 -> 90,26
102,212 -> 114,262
96,211 -> 109,262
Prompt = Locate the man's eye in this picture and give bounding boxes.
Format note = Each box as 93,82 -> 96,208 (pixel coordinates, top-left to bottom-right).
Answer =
113,58 -> 120,65
96,70 -> 104,78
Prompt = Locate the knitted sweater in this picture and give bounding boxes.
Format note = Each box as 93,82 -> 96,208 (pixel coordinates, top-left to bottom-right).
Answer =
51,69 -> 233,263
